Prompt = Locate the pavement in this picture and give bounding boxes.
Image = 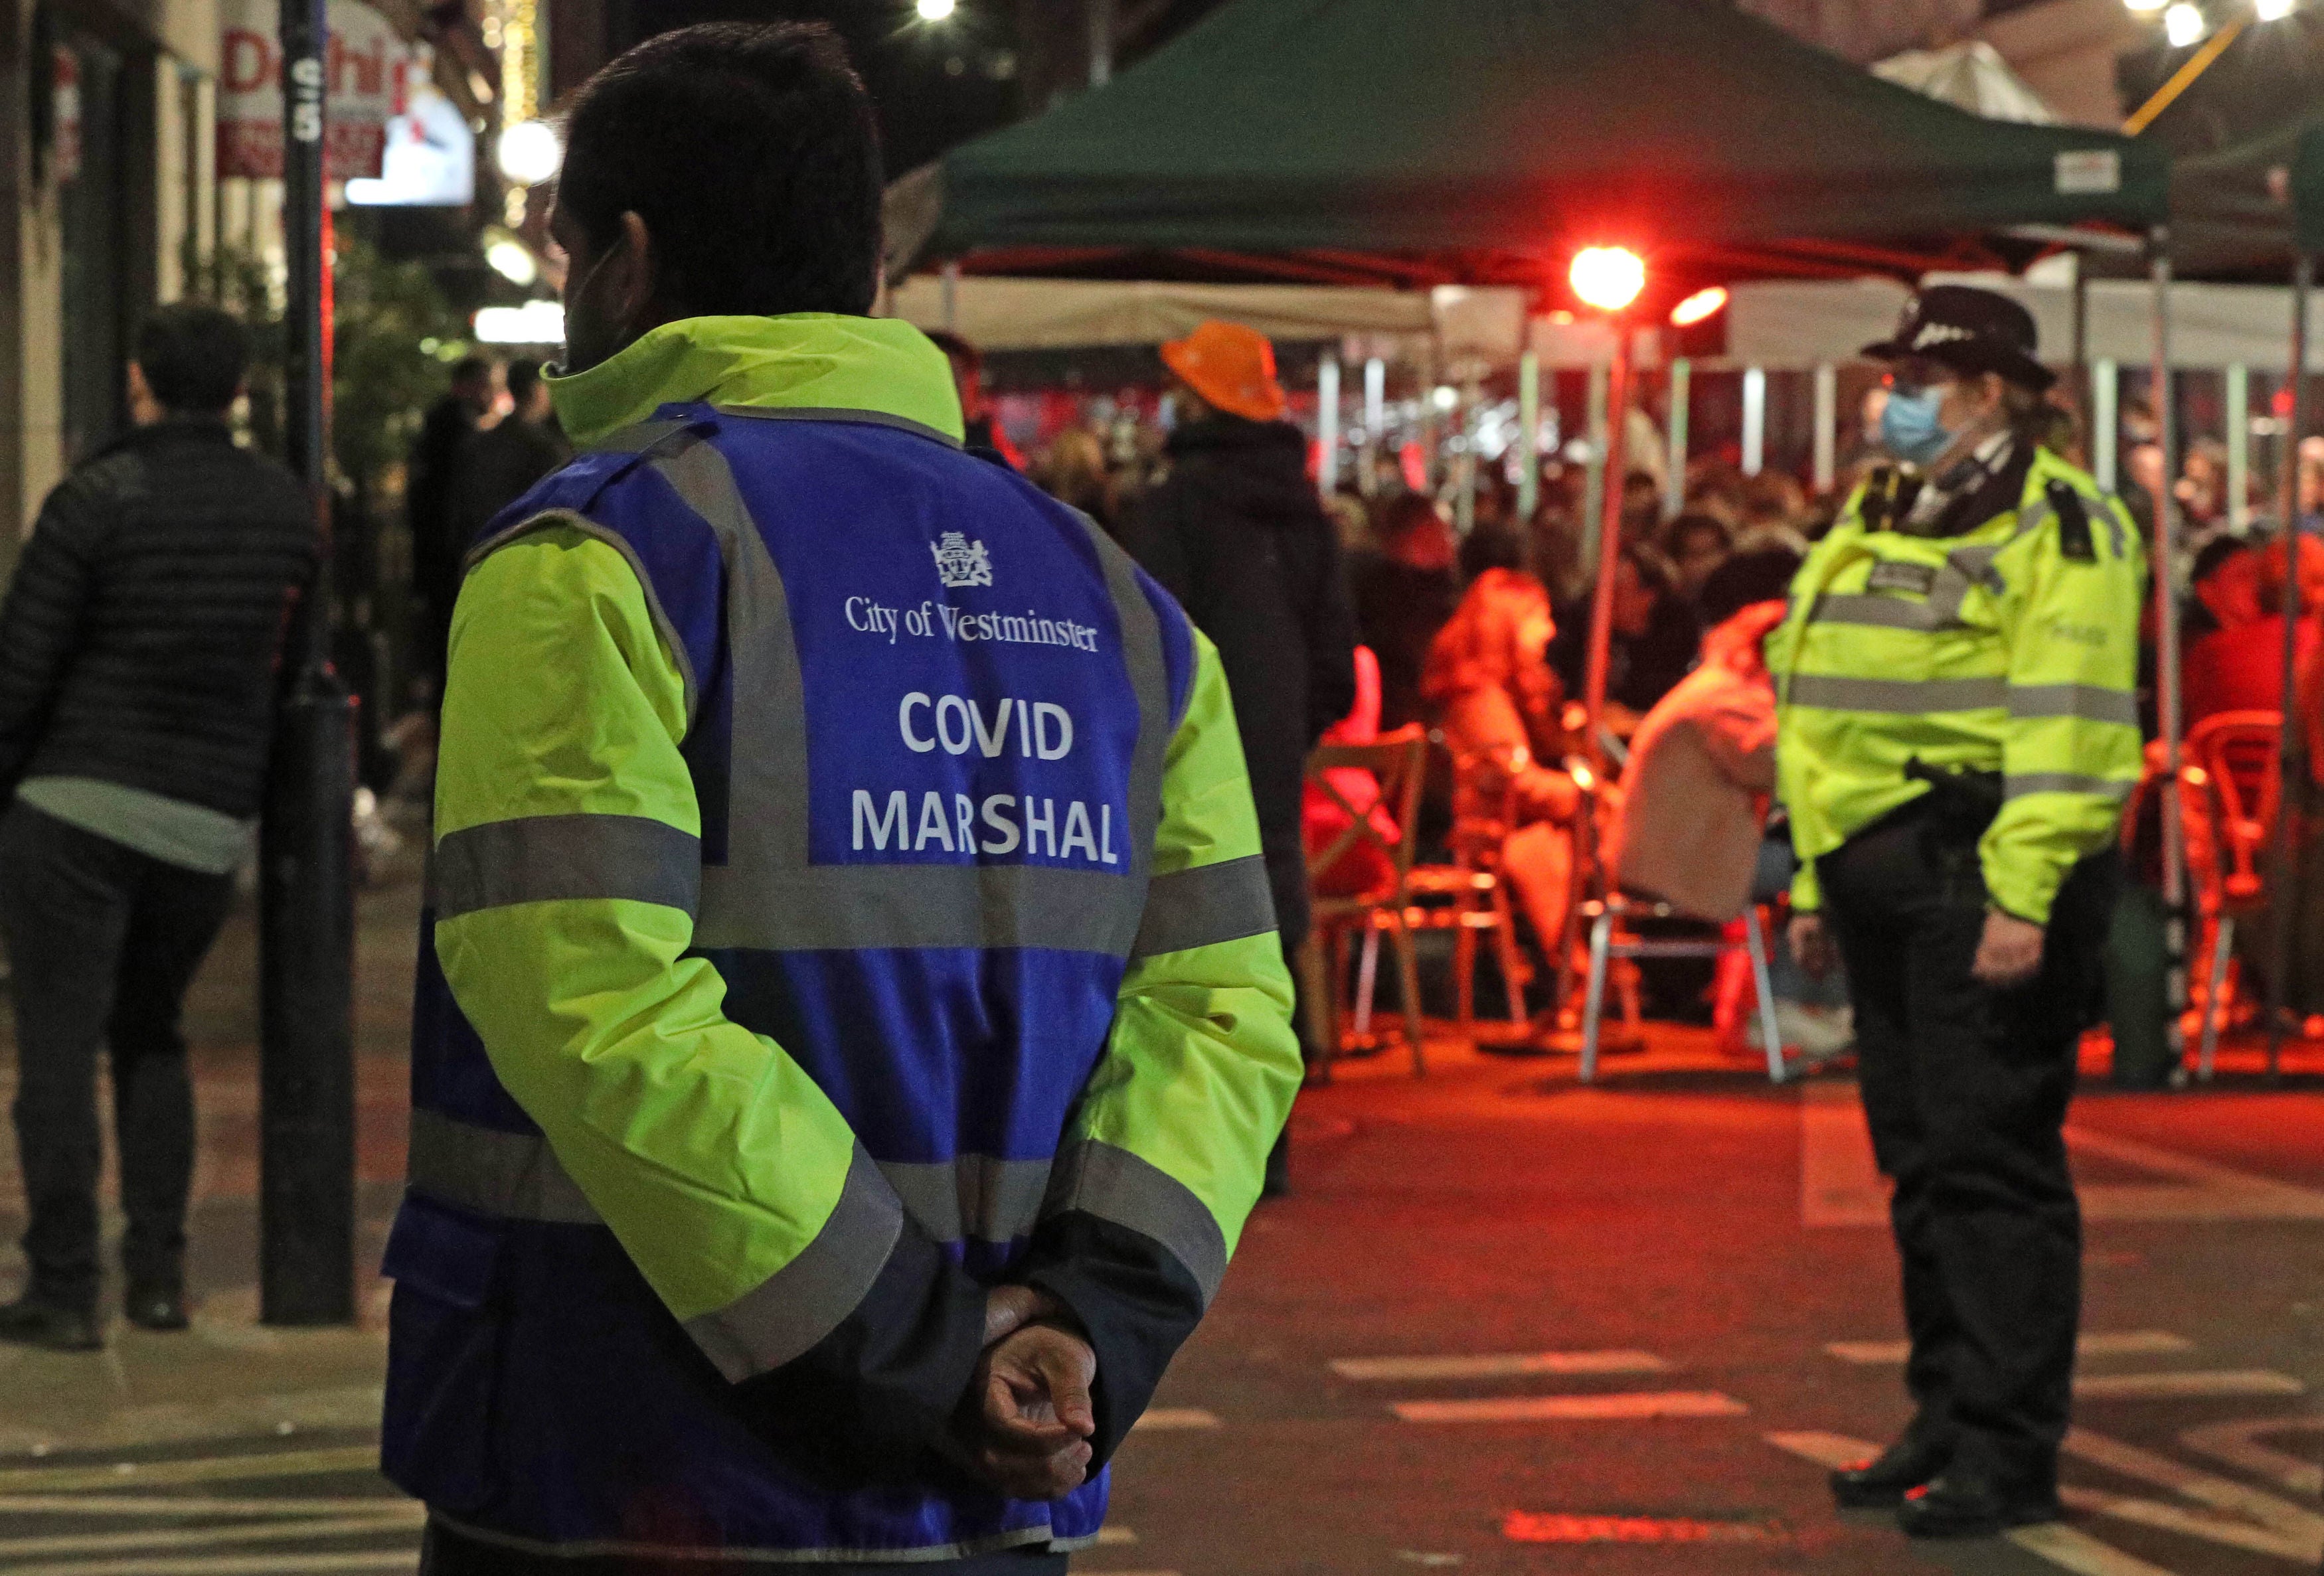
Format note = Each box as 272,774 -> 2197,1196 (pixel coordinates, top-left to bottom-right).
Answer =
0,854 -> 2319,1576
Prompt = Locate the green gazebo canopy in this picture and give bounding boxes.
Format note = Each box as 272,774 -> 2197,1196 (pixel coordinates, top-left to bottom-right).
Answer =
923,0 -> 2168,296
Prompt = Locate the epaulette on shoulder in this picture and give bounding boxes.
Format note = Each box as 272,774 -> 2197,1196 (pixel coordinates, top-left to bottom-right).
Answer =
2043,477 -> 2096,562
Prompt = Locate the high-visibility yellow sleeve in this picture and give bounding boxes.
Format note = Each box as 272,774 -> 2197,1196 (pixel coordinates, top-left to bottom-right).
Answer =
1021,629 -> 1301,1464
430,526 -> 981,1436
1979,495 -> 2145,925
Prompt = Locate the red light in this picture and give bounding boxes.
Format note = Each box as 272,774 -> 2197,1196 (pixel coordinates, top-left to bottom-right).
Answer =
1669,285 -> 1728,327
1570,246 -> 1645,313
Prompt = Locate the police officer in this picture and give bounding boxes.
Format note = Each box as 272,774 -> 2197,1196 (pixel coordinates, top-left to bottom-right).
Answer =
1771,285 -> 2143,1537
385,22 -> 1300,1572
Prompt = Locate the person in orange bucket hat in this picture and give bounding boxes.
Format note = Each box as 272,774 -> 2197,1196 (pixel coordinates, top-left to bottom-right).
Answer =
1159,319 -> 1289,424
1121,319 -> 1356,1198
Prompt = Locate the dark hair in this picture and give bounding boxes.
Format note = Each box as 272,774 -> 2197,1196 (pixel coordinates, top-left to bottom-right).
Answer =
558,21 -> 882,319
135,303 -> 248,413
1664,511 -> 1731,556
1697,546 -> 1802,627
1373,491 -> 1444,546
450,355 -> 494,389
505,357 -> 544,405
1461,521 -> 1526,579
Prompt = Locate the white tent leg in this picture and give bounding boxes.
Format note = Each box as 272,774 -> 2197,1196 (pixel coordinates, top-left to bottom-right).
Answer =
2227,363 -> 2250,534
1665,357 -> 1691,520
2150,234 -> 2190,1082
1742,365 -> 1766,477
1812,362 -> 1837,497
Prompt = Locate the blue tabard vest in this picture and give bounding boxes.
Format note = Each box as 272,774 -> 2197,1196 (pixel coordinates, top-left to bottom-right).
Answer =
382,404 -> 1197,1561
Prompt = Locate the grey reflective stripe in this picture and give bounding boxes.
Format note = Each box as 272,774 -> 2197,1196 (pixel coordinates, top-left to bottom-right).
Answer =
1043,1140 -> 1228,1306
661,442 -> 1161,959
1131,854 -> 1278,959
1076,507 -> 1173,873
710,404 -> 964,450
586,418 -> 698,457
461,507 -> 703,726
405,1109 -> 602,1225
880,1155 -> 1053,1243
703,864 -> 1145,953
1784,674 -> 2006,714
432,814 -> 701,921
2005,683 -> 2139,727
1806,593 -> 1959,633
2005,772 -> 2137,801
683,1143 -> 904,1383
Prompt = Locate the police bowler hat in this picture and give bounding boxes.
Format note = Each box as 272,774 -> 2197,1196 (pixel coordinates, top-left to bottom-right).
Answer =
1862,284 -> 2056,392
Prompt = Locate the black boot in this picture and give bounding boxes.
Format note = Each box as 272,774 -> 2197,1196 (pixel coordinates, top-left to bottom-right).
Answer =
1897,1468 -> 2062,1538
0,1295 -> 102,1352
1829,1428 -> 1951,1509
124,1282 -> 189,1331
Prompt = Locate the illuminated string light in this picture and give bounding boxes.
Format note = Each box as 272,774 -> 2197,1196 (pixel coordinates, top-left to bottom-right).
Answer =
1669,285 -> 1728,327
917,0 -> 957,19
2163,2 -> 2207,44
1570,246 -> 1646,314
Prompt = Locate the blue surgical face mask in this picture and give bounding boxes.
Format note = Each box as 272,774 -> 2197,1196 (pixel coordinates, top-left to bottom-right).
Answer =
1880,384 -> 1955,467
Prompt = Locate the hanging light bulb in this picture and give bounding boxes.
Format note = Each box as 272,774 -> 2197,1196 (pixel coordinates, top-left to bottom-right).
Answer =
2256,0 -> 2295,21
1569,246 -> 1646,314
2121,0 -> 2167,12
2163,1 -> 2208,44
916,0 -> 957,19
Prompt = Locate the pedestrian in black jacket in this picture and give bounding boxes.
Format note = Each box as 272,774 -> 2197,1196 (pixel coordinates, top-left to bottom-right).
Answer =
1119,321 -> 1357,1192
0,305 -> 316,1350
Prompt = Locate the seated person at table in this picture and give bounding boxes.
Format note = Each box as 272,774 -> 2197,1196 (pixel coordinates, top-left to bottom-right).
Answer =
1421,560 -> 1579,982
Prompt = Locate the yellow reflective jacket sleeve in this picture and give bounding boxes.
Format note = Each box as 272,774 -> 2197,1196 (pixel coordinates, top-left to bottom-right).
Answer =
431,524 -> 985,1455
1021,629 -> 1303,1466
1980,495 -> 2145,925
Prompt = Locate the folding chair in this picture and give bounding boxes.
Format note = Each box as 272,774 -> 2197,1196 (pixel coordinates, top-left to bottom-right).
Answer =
1402,741 -> 1530,1034
1301,726 -> 1431,1077
1577,894 -> 1786,1085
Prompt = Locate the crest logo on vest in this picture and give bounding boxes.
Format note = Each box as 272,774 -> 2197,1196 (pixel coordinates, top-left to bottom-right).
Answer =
932,531 -> 993,590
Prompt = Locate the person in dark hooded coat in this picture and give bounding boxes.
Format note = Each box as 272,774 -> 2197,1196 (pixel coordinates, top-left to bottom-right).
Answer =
1119,322 -> 1357,1190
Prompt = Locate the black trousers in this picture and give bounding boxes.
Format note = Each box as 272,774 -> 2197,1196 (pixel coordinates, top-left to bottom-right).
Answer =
420,1523 -> 1068,1574
1819,806 -> 2117,1489
0,803 -> 236,1310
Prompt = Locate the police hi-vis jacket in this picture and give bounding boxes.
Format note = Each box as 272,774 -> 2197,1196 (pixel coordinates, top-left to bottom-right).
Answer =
382,315 -> 1302,1561
1768,444 -> 2145,927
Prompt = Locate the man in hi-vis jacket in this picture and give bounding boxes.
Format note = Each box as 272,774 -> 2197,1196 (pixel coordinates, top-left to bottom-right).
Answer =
384,23 -> 1300,1573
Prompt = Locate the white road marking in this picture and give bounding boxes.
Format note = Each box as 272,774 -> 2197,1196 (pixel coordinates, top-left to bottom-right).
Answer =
1333,1352 -> 1670,1381
0,1514 -> 420,1561
1394,1391 -> 1746,1423
2074,1371 -> 2305,1401
1761,1431 -> 1870,1468
2064,1427 -> 2324,1546
2058,1487 -> 2311,1562
1801,1082 -> 2324,1226
1132,1409 -> 1220,1430
7,1554 -> 417,1576
1094,1526 -> 1137,1545
2006,1522 -> 2183,1576
1765,1433 -> 2181,1576
1825,1332 -> 2193,1365
2179,1418 -> 2324,1497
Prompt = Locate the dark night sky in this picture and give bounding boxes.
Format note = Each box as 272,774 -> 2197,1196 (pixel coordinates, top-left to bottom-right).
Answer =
605,0 -> 1221,173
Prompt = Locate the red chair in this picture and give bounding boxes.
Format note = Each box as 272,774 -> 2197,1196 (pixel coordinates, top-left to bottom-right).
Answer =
2185,710 -> 2285,1078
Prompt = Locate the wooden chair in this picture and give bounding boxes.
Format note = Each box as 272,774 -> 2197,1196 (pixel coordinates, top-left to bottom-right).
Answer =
1399,741 -> 1529,1036
2185,710 -> 2285,1078
1301,726 -> 1431,1077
